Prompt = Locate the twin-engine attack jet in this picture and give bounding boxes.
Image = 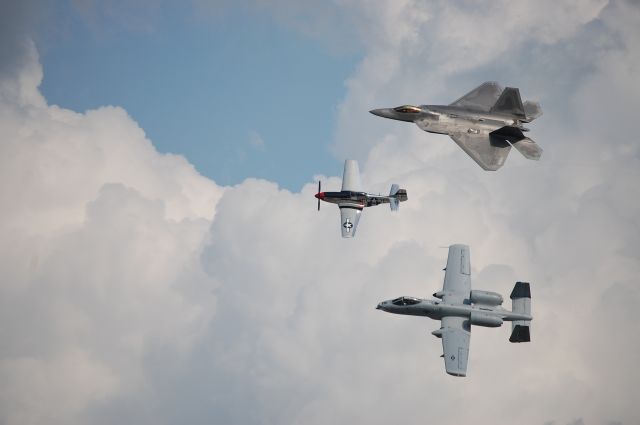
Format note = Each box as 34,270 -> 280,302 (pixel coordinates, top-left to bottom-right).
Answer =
315,160 -> 407,238
370,82 -> 543,171
376,244 -> 532,377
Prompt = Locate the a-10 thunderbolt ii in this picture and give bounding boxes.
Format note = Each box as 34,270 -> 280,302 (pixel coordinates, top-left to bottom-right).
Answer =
376,244 -> 532,377
315,159 -> 407,238
370,82 -> 543,171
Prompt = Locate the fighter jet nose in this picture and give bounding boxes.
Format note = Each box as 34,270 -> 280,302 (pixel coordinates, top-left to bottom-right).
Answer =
370,106 -> 421,122
370,108 -> 404,120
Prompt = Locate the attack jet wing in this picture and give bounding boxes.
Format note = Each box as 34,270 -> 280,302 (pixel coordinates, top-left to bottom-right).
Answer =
439,244 -> 472,376
441,316 -> 470,377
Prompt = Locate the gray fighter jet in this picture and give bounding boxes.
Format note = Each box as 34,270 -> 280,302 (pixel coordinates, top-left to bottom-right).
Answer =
376,244 -> 532,377
370,82 -> 543,170
315,159 -> 407,238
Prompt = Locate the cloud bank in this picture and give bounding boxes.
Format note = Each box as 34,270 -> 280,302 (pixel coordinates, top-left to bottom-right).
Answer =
1,1 -> 639,424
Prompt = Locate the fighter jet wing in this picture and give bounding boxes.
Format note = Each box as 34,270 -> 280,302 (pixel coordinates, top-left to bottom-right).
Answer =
449,132 -> 511,171
440,316 -> 471,377
339,206 -> 362,238
449,81 -> 503,112
441,244 -> 471,305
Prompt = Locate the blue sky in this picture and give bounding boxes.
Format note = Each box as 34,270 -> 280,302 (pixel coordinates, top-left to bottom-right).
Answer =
37,3 -> 359,190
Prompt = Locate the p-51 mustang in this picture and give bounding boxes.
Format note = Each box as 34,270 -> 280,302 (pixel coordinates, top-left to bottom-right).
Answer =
377,244 -> 532,377
315,160 -> 407,238
370,82 -> 543,171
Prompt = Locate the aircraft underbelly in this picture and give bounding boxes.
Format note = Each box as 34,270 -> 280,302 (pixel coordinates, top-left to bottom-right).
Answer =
419,114 -> 509,136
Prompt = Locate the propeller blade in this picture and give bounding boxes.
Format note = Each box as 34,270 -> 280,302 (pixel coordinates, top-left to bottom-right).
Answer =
317,181 -> 321,211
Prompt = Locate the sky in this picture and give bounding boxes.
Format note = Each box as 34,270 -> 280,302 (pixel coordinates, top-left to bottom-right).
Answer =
1,1 -> 639,425
33,1 -> 359,190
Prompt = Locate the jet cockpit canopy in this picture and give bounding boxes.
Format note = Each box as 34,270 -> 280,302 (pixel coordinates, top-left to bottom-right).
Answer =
393,105 -> 422,114
391,296 -> 422,306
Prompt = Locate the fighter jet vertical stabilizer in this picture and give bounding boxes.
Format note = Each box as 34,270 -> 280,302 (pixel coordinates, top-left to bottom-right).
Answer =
490,87 -> 526,119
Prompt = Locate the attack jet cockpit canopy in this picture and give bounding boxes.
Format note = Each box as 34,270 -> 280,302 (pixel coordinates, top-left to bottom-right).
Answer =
392,296 -> 421,306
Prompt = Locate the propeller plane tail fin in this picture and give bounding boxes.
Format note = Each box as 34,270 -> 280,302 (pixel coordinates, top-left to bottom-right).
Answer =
389,184 -> 407,211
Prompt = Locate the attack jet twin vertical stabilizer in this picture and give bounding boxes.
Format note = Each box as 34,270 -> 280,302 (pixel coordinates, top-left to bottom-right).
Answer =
370,82 -> 543,171
315,160 -> 407,238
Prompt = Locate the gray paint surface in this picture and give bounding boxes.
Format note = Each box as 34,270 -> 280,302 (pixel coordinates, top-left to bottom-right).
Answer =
377,244 -> 533,377
370,82 -> 543,170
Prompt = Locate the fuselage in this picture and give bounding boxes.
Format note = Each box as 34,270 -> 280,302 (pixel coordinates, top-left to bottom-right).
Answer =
370,105 -> 528,136
315,191 -> 391,208
376,296 -> 532,323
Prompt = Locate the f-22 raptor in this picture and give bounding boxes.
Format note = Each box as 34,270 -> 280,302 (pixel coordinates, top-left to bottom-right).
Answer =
315,160 -> 407,238
377,244 -> 532,377
371,82 -> 543,171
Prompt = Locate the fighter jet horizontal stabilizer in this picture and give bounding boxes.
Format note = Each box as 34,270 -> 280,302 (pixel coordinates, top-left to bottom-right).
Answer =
523,100 -> 543,122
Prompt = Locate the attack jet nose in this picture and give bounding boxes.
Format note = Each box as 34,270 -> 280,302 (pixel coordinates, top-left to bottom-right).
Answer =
376,302 -> 384,310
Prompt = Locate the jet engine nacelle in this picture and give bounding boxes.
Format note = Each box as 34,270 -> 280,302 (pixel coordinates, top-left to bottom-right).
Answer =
470,312 -> 503,328
470,290 -> 503,306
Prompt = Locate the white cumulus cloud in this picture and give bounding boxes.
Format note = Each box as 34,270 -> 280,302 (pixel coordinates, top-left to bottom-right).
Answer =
1,1 -> 640,425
